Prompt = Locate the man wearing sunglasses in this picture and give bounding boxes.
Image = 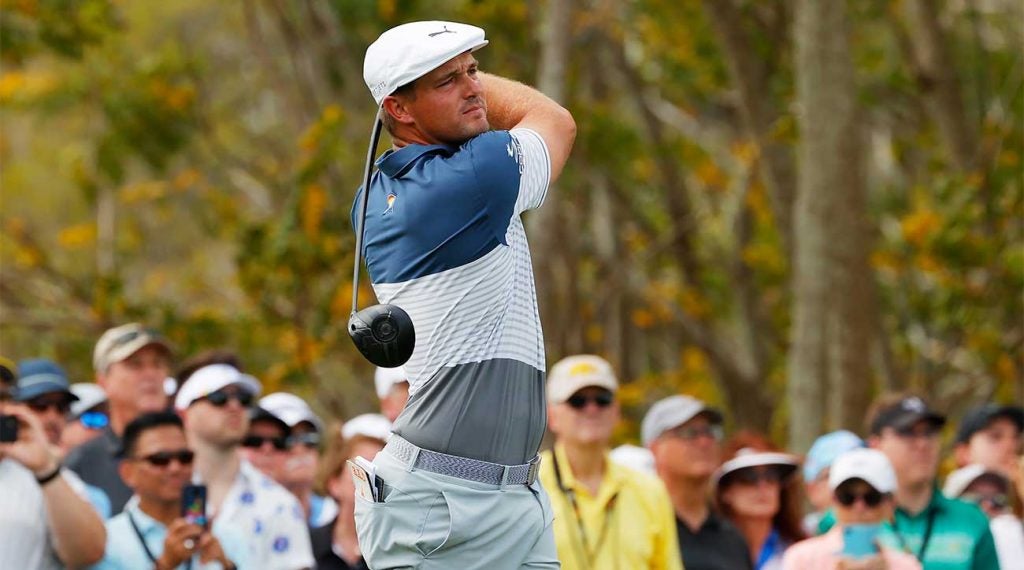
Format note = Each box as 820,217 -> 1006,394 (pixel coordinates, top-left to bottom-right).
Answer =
944,464 -> 1023,570
643,395 -> 752,570
783,448 -> 922,569
539,355 -> 682,570
0,355 -> 107,569
240,405 -> 291,481
175,363 -> 314,570
818,394 -> 999,569
66,323 -> 174,516
93,411 -> 248,569
260,392 -> 338,528
15,359 -> 80,450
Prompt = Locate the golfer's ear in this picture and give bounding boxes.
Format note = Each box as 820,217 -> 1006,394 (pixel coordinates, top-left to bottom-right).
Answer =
382,95 -> 415,126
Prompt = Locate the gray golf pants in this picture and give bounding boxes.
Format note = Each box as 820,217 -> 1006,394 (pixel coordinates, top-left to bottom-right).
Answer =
354,445 -> 560,570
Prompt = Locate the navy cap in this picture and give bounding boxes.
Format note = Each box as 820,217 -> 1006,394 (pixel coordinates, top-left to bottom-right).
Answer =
955,404 -> 1024,444
15,359 -> 79,402
869,396 -> 946,435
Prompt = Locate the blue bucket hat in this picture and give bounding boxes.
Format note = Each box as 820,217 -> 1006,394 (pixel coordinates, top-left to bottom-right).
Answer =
15,358 -> 79,402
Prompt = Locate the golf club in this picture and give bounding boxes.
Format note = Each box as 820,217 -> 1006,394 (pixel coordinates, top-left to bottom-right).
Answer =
347,114 -> 415,368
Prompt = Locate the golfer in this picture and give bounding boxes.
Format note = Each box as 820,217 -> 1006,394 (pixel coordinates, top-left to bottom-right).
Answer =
352,20 -> 575,570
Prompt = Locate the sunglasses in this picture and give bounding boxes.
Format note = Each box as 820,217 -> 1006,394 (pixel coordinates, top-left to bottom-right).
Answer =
665,424 -> 724,442
287,432 -> 321,450
732,467 -> 783,486
202,389 -> 254,408
242,434 -> 288,451
136,449 -> 195,467
79,411 -> 109,430
961,492 -> 1009,511
836,488 -> 886,508
27,398 -> 72,415
566,391 -> 614,410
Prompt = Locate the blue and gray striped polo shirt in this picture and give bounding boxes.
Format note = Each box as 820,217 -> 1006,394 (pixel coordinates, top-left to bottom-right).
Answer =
351,128 -> 551,465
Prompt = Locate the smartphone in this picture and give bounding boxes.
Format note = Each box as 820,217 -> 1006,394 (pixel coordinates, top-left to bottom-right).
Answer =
842,523 -> 881,560
0,415 -> 18,443
181,484 -> 208,527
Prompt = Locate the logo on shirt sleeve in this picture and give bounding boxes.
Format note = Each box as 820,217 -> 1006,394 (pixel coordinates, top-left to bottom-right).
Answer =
507,137 -> 525,174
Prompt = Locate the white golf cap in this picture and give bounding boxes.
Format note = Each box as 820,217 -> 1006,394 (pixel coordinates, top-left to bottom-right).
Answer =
93,323 -> 171,372
259,392 -> 324,432
641,395 -> 724,447
610,444 -> 656,475
341,413 -> 392,442
546,355 -> 619,404
374,366 -> 408,399
364,20 -> 488,106
713,448 -> 800,488
68,383 -> 107,419
174,364 -> 261,410
828,448 -> 897,493
943,464 -> 1008,499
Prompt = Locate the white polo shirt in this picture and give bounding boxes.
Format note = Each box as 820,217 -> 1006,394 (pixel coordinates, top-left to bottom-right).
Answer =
211,460 -> 314,570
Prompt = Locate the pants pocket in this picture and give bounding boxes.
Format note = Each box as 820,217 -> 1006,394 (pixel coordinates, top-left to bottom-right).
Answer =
415,491 -> 453,558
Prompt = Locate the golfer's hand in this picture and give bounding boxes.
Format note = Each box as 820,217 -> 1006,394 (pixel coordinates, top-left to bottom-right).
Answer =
157,519 -> 202,569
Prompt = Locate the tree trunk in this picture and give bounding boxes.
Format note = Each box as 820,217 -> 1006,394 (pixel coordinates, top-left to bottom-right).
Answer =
790,0 -> 870,451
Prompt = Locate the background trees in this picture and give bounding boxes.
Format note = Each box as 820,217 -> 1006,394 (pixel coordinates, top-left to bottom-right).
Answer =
2,0 -> 1020,448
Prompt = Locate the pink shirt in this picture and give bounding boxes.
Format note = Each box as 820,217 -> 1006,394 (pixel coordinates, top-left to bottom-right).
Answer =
782,528 -> 922,570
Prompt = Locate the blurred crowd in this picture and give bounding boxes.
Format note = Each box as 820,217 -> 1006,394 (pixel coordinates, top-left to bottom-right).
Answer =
0,323 -> 1020,570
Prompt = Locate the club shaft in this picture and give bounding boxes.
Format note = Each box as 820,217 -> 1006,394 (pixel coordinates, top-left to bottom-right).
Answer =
351,114 -> 384,316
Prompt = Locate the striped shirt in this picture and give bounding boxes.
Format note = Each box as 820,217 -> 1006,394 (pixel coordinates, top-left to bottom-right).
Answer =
353,128 -> 550,465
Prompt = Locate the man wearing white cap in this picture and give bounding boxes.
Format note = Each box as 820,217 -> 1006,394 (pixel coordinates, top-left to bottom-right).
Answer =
539,355 -> 681,570
782,448 -> 922,569
259,392 -> 338,527
944,465 -> 1024,570
176,363 -> 314,570
643,395 -> 751,570
373,366 -> 408,423
353,19 -> 575,569
66,322 -> 173,516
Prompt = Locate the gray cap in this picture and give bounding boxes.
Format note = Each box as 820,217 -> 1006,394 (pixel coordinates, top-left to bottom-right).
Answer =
641,395 -> 723,447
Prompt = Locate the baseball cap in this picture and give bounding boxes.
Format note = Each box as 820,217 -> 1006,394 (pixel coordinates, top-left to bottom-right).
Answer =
259,392 -> 324,433
94,323 -> 171,372
829,448 -> 897,493
803,430 -> 865,482
364,21 -> 488,106
249,406 -> 290,433
374,366 -> 408,399
546,355 -> 619,404
341,413 -> 392,442
15,359 -> 79,402
68,383 -> 107,419
955,403 -> 1024,444
943,464 -> 1009,498
869,395 -> 946,435
713,448 -> 799,488
174,364 -> 261,410
641,395 -> 724,447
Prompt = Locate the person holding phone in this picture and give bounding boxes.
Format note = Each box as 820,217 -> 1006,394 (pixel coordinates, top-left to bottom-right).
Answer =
91,411 -> 248,569
783,448 -> 921,569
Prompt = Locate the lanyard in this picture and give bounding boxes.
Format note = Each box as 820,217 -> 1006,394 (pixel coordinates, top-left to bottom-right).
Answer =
552,448 -> 619,569
893,504 -> 938,562
755,529 -> 780,570
127,510 -> 194,570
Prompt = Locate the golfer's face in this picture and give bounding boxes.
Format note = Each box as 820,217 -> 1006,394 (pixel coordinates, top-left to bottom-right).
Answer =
407,53 -> 488,144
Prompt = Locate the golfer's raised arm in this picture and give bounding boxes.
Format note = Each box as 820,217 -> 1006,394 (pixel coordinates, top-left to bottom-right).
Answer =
481,72 -> 576,183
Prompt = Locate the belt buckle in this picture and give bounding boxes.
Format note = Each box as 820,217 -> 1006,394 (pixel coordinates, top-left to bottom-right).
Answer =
526,455 -> 541,485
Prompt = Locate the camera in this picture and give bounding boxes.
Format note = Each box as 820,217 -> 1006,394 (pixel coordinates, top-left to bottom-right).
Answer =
0,415 -> 19,443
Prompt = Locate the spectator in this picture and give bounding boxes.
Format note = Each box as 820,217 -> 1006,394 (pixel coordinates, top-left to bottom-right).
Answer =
373,366 -> 409,423
782,448 -> 922,570
855,393 -> 999,569
311,419 -> 390,569
63,383 -> 109,454
539,355 -> 682,570
944,464 -> 1024,570
175,363 -> 314,569
65,323 -> 173,515
240,405 -> 290,481
801,430 -> 864,534
714,433 -> 805,570
609,444 -> 656,475
954,403 -> 1023,516
91,411 -> 248,569
339,413 -> 391,443
260,392 -> 338,527
0,355 -> 107,568
644,395 -> 752,570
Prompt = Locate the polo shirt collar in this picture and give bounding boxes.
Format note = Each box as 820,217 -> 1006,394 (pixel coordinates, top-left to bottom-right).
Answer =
376,144 -> 455,178
125,496 -> 163,534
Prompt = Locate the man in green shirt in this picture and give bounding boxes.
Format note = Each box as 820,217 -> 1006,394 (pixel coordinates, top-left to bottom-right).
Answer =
861,393 -> 999,569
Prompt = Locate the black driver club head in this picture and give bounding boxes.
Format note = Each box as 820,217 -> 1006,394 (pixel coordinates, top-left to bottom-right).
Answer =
347,303 -> 415,368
